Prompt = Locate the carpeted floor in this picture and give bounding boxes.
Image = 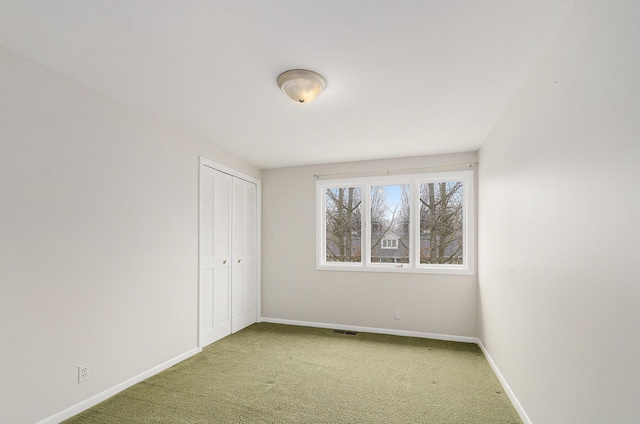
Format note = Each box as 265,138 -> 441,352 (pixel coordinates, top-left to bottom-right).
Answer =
64,323 -> 522,423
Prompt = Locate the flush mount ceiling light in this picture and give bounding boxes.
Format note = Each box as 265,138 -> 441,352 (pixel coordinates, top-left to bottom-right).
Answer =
277,69 -> 325,104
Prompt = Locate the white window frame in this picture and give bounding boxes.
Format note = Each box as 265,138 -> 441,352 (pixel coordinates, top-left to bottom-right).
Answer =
316,170 -> 475,275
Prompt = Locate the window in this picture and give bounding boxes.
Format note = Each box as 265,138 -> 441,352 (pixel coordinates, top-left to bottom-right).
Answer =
325,187 -> 362,263
381,238 -> 398,249
316,170 -> 474,274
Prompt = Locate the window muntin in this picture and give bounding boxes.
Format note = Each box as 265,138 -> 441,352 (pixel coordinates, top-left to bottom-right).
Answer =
317,170 -> 474,275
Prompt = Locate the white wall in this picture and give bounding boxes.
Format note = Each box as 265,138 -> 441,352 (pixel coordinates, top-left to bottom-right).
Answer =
0,46 -> 260,424
262,152 -> 478,338
478,1 -> 640,423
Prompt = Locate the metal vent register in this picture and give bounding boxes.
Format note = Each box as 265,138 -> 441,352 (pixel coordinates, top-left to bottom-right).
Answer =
332,329 -> 359,336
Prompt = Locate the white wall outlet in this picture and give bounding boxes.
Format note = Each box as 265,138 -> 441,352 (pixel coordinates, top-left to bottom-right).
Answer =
394,310 -> 401,320
78,363 -> 90,383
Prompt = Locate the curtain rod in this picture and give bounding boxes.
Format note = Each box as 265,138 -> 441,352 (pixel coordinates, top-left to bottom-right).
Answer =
313,162 -> 478,180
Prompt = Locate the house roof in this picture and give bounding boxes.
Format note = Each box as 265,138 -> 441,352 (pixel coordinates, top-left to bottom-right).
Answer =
0,0 -> 574,169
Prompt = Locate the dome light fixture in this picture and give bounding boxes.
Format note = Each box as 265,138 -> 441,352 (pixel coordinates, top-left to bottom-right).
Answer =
277,69 -> 325,104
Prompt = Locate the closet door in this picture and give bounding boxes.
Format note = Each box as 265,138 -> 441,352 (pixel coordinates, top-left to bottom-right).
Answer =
199,167 -> 232,346
231,177 -> 257,332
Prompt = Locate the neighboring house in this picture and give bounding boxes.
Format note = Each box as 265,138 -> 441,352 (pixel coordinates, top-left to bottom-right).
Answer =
371,229 -> 409,263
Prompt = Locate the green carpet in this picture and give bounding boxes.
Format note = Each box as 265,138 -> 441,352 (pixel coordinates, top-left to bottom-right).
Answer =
64,323 -> 522,423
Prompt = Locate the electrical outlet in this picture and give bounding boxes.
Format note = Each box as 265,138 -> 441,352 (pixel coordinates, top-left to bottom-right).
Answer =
78,363 -> 90,383
394,310 -> 401,320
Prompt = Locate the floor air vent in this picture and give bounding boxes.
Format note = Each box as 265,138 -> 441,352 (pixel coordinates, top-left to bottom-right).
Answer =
332,329 -> 359,336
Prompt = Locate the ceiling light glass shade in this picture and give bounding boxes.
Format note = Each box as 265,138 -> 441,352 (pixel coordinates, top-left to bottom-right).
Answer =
277,69 -> 325,104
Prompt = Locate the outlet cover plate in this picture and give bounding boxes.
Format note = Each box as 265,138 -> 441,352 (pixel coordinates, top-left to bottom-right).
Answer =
78,363 -> 90,383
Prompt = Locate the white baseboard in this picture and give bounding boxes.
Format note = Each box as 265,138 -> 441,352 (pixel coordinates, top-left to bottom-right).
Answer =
37,322 -> 531,424
260,317 -> 479,344
477,340 -> 532,424
36,347 -> 201,424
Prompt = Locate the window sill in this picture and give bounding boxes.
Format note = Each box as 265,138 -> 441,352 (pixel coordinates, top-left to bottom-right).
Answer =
316,264 -> 474,276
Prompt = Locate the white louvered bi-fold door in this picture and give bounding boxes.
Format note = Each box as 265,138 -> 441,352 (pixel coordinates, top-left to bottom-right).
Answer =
200,167 -> 232,346
231,178 -> 257,333
200,164 -> 258,348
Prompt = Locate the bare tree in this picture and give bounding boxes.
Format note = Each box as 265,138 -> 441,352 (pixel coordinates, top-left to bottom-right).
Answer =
398,185 -> 411,248
419,182 -> 463,264
325,179 -> 464,266
326,187 -> 361,262
370,186 -> 393,250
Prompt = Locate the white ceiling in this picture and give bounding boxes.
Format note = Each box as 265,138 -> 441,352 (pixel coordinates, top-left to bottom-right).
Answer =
0,1 -> 574,169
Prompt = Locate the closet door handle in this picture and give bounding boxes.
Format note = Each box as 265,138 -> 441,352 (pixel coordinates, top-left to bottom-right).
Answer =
237,259 -> 242,264
223,260 -> 227,264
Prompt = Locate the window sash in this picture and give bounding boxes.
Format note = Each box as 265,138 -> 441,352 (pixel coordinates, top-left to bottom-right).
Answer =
324,186 -> 363,264
316,170 -> 474,275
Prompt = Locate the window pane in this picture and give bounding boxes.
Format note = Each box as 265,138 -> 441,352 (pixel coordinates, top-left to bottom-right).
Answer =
325,187 -> 362,262
370,185 -> 410,264
419,182 -> 463,264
